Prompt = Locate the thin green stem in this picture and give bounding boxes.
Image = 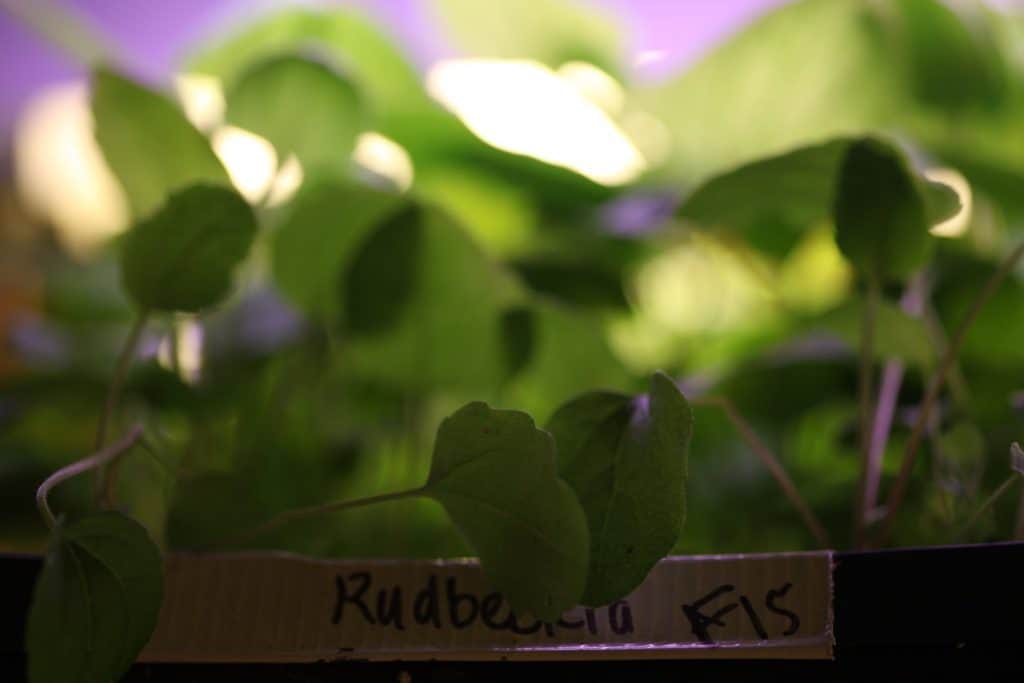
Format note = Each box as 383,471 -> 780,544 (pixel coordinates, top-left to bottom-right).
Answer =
879,242 -> 1024,545
854,276 -> 880,547
37,425 -> 145,529
692,396 -> 830,548
0,0 -> 112,66
221,487 -> 425,548
959,475 -> 1020,539
94,311 -> 149,506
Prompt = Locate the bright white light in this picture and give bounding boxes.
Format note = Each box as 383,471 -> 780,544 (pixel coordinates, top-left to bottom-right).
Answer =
211,125 -> 278,203
557,61 -> 625,115
353,131 -> 414,191
157,318 -> 203,385
426,58 -> 646,186
266,154 -> 305,207
13,81 -> 129,257
175,73 -> 225,133
621,109 -> 671,168
924,167 -> 972,238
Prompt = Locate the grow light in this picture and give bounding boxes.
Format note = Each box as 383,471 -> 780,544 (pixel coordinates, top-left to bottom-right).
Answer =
211,125 -> 278,204
426,58 -> 646,186
13,81 -> 129,257
924,167 -> 972,238
157,318 -> 203,385
174,73 -> 225,133
557,60 -> 625,115
353,131 -> 414,191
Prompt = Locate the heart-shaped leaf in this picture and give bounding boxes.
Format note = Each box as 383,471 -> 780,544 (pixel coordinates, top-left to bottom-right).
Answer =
423,402 -> 589,620
342,204 -> 514,391
92,68 -> 229,217
546,372 -> 692,606
121,184 -> 257,312
833,137 -> 932,281
26,512 -> 164,683
678,137 -> 961,259
226,55 -> 364,174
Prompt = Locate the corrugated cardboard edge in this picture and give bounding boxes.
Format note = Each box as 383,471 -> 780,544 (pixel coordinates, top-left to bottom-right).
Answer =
139,550 -> 835,662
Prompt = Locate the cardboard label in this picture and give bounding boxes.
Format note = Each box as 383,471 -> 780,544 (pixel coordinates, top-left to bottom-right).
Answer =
140,551 -> 834,662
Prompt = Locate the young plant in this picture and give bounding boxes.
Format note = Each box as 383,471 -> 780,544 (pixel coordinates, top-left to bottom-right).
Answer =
27,181 -> 259,683
24,65 -> 694,683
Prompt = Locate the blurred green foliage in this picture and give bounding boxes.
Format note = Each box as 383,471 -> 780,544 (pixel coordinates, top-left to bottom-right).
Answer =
4,0 -> 1024,570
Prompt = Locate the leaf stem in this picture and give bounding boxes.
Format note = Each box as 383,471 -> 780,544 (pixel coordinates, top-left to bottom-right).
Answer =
864,360 -> 903,514
220,487 -> 425,548
853,276 -> 880,546
959,475 -> 1020,539
94,311 -> 149,506
863,275 -> 926,522
37,425 -> 145,529
879,242 -> 1024,544
876,241 -> 1024,544
692,396 -> 830,548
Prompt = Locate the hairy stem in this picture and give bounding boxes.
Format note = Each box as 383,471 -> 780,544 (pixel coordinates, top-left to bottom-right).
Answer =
880,242 -> 1024,544
692,396 -> 830,548
94,311 -> 149,506
221,487 -> 425,548
37,425 -> 145,529
853,276 -> 880,546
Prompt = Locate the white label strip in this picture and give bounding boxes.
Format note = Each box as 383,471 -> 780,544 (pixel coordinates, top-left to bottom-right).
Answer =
140,550 -> 834,661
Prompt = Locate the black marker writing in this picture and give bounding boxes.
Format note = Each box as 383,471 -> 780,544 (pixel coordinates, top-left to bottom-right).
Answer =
681,584 -> 737,643
765,582 -> 800,635
333,572 -> 375,625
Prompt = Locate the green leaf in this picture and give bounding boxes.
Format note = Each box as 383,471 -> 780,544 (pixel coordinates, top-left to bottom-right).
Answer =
342,204 -> 514,391
499,307 -> 535,379
679,139 -> 850,258
510,259 -> 628,310
833,137 -> 932,281
922,179 -> 962,225
431,0 -> 624,76
813,298 -> 935,369
501,301 -> 630,422
91,68 -> 229,217
26,512 -> 164,683
891,0 -> 1010,112
678,137 -> 961,259
226,55 -> 364,174
546,372 -> 692,606
640,0 -> 897,184
423,402 -> 589,619
271,181 -> 402,315
187,9 -> 425,116
640,0 -> 1013,186
121,184 -> 258,312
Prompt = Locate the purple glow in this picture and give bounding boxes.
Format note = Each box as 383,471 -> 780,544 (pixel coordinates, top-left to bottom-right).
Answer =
8,315 -> 70,367
600,191 -> 678,237
591,0 -> 791,81
233,287 -> 304,354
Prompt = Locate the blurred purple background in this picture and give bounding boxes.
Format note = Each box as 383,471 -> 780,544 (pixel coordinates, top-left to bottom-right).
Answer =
0,0 -> 790,145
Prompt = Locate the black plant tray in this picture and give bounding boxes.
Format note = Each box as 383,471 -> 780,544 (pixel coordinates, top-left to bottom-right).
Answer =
2,541 -> 1022,681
